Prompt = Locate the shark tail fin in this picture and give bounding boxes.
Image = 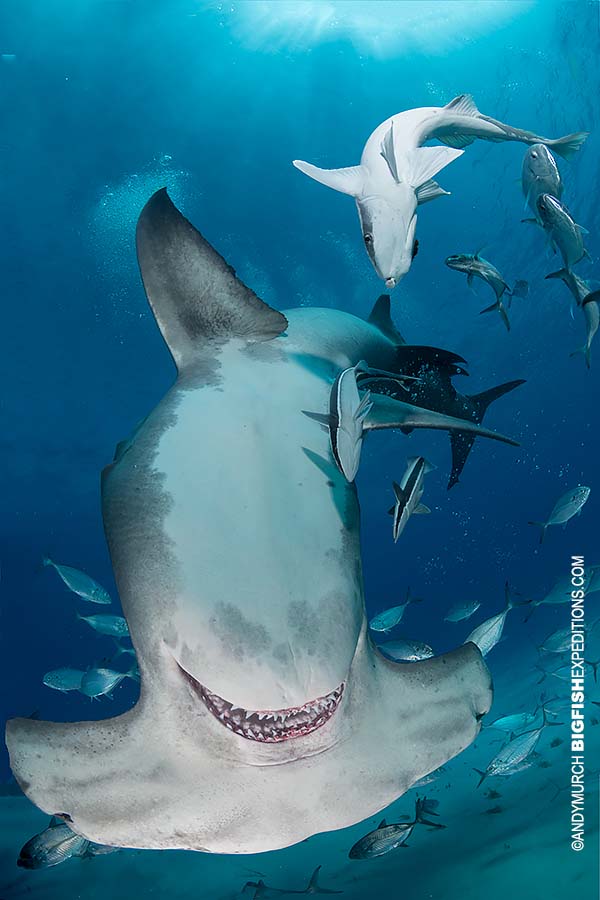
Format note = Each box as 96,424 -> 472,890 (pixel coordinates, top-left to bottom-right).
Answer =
136,190 -> 288,370
570,344 -> 591,369
547,132 -> 589,161
292,160 -> 364,196
528,521 -> 548,544
367,295 -> 407,346
467,379 -> 526,424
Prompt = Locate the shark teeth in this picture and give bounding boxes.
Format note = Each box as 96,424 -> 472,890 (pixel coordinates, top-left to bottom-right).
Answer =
178,665 -> 344,743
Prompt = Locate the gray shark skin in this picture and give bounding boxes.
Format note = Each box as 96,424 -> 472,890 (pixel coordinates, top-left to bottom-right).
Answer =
364,296 -> 525,488
6,190 -> 493,855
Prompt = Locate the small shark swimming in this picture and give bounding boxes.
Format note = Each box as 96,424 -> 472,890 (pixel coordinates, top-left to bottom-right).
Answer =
293,94 -> 588,286
360,296 -> 525,489
6,190 -> 504,854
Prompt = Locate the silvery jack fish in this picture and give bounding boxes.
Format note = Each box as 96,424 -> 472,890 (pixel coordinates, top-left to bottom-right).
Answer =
388,456 -> 434,542
293,94 -> 587,287
348,797 -> 444,859
528,485 -> 590,543
43,557 -> 111,605
6,189 -> 498,854
534,194 -> 590,275
445,251 -> 528,332
522,144 -> 562,220
369,588 -> 422,633
464,583 -> 518,657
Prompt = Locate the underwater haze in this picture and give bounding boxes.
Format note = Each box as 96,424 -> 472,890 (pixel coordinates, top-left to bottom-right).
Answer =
1,0 -> 599,898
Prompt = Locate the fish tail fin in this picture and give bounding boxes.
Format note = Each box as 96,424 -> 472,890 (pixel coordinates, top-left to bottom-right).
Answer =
541,704 -> 564,727
570,344 -> 591,369
585,659 -> 599,683
544,268 -> 568,282
512,280 -> 529,299
42,556 -> 52,567
548,131 -> 590,161
467,380 -> 526,424
126,665 -> 140,682
528,521 -> 548,544
479,300 -> 499,315
473,768 -> 487,788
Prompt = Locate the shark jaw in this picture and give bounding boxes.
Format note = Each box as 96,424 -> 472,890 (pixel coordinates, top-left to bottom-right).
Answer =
178,663 -> 345,743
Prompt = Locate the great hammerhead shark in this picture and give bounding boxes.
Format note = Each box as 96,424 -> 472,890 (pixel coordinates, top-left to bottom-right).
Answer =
6,190 -> 506,854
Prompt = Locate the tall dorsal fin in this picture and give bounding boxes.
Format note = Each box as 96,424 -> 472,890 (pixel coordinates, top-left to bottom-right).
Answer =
136,189 -> 288,370
367,295 -> 406,346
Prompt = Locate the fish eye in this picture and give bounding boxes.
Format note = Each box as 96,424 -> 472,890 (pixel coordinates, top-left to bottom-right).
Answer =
363,233 -> 373,245
531,150 -> 538,158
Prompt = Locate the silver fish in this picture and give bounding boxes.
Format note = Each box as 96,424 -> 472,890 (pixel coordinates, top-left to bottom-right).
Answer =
378,637 -> 434,662
487,710 -> 538,735
522,144 -> 562,219
348,797 -> 444,859
77,613 -> 129,638
43,557 -> 111,605
389,456 -> 434,542
464,583 -> 517,656
536,194 -> 589,274
43,668 -> 85,693
445,251 -> 528,332
475,707 -> 560,786
79,666 -> 137,700
528,485 -> 590,543
17,817 -> 89,869
538,626 -> 572,654
444,599 -> 481,622
524,564 -> 600,620
369,588 -> 423,633
574,290 -> 600,369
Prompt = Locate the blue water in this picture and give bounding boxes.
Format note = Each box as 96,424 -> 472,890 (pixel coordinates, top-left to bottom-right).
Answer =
1,1 -> 599,897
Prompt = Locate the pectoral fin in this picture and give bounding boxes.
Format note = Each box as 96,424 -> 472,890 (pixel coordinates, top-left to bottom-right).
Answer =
416,179 -> 451,204
405,146 -> 464,189
414,504 -> 431,514
363,395 -> 518,446
292,160 -> 365,196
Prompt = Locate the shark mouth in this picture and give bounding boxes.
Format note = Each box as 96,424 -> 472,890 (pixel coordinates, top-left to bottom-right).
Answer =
179,665 -> 344,742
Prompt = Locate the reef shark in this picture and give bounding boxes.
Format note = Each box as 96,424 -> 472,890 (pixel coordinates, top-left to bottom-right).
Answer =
293,93 -> 588,286
6,190 -> 503,854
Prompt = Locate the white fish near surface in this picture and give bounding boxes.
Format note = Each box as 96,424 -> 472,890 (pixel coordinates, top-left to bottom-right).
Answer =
377,637 -> 434,662
369,589 -> 423,633
389,456 -> 434,542
474,707 -> 560,786
528,485 -> 590,544
522,143 -> 562,219
43,668 -> 85,693
293,94 -> 587,287
43,557 -> 111,605
77,613 -> 129,638
464,583 -> 517,656
79,666 -> 137,700
444,599 -> 481,623
535,194 -> 589,275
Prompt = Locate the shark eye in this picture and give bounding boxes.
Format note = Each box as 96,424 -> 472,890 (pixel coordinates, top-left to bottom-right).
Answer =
363,233 -> 373,245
